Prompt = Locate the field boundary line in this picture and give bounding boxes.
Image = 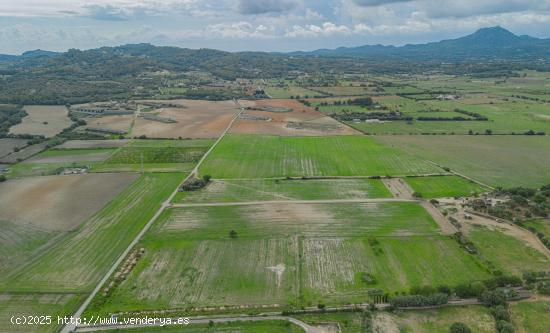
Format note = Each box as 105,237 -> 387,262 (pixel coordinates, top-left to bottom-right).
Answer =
61,100 -> 245,333
171,197 -> 419,208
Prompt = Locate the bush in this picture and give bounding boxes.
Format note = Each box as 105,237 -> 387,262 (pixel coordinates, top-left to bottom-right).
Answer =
0,175 -> 5,182
412,192 -> 423,198
480,290 -> 507,307
496,320 -> 515,333
491,305 -> 511,321
391,293 -> 448,308
450,322 -> 471,333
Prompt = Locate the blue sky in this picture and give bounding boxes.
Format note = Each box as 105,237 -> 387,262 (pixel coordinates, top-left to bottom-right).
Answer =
1,0 -> 550,54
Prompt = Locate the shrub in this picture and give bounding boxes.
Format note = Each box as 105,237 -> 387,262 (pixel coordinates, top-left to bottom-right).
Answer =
491,305 -> 511,321
496,320 -> 515,333
480,290 -> 507,307
390,293 -> 448,308
450,322 -> 472,333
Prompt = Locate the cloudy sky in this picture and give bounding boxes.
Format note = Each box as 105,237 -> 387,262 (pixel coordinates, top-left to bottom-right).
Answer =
1,0 -> 550,54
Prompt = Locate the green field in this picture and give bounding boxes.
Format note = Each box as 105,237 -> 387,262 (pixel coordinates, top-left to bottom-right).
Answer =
173,178 -> 392,203
511,301 -> 550,333
93,139 -> 212,173
0,220 -> 57,277
388,305 -> 495,333
265,86 -> 321,99
87,201 -> 490,313
0,293 -> 83,333
157,202 -> 439,239
200,135 -> 440,179
376,135 -> 550,187
468,225 -> 550,275
405,176 -> 488,198
2,173 -> 182,292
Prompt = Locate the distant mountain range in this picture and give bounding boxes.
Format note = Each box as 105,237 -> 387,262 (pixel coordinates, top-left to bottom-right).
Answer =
1,27 -> 549,65
290,27 -> 550,61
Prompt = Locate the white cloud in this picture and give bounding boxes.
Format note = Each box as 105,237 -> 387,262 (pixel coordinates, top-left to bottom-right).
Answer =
286,22 -> 351,38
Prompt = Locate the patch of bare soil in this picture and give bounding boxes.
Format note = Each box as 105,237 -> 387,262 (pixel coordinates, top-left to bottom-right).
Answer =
373,313 -> 399,333
421,201 -> 457,235
132,99 -> 239,138
9,105 -> 71,138
231,99 -> 360,136
84,114 -> 133,133
310,323 -> 341,333
56,139 -> 129,149
382,178 -> 414,199
0,173 -> 138,231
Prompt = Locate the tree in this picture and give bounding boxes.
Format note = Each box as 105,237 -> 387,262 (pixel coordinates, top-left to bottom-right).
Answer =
412,192 -> 423,199
485,129 -> 493,135
480,290 -> 507,307
450,322 -> 471,333
0,175 -> 5,182
229,230 -> 238,239
202,174 -> 212,183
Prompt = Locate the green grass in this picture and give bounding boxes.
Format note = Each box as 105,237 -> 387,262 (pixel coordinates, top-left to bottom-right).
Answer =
360,237 -> 490,294
173,178 -> 392,203
154,202 -> 440,240
92,139 -> 213,173
391,305 -> 495,333
109,320 -> 304,333
2,173 -> 183,292
0,293 -> 84,333
86,201 -> 491,313
105,147 -> 206,164
0,220 -> 57,277
376,135 -> 550,188
511,301 -> 550,333
200,135 -> 440,179
405,176 -> 488,198
522,219 -> 550,236
468,225 -> 549,275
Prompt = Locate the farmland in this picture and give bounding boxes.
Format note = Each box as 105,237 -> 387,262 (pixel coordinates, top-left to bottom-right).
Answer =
467,225 -> 550,275
9,106 -> 71,138
376,135 -> 550,187
200,135 -> 440,178
231,99 -> 359,136
0,293 -> 83,333
87,201 -> 491,313
131,99 -> 240,139
405,175 -> 489,198
2,173 -> 182,292
174,178 -> 392,203
1,60 -> 550,332
511,301 -> 550,333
